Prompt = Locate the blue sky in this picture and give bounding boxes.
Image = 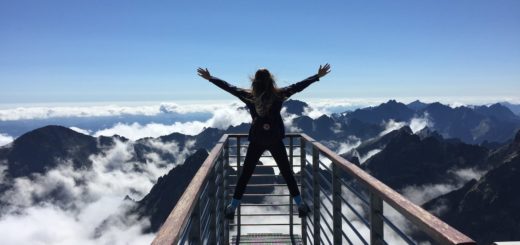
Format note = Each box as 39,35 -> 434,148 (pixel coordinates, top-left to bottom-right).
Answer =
1,0 -> 519,104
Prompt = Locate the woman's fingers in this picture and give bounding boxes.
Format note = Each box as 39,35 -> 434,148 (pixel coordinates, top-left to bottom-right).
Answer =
318,63 -> 331,77
197,67 -> 211,80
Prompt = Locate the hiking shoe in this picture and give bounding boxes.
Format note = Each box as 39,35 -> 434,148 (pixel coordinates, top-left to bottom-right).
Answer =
225,204 -> 236,220
298,203 -> 310,218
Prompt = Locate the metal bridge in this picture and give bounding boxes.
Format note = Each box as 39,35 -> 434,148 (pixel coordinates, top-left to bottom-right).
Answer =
152,133 -> 476,245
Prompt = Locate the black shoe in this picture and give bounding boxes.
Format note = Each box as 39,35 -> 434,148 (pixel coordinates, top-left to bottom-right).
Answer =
298,203 -> 310,218
225,204 -> 236,220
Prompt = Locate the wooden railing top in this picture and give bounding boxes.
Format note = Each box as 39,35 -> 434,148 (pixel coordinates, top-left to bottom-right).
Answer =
152,134 -> 228,245
299,133 -> 476,245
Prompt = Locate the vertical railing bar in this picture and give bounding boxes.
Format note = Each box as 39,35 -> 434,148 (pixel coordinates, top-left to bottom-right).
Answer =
289,136 -> 294,238
312,146 -> 321,245
236,137 -> 241,244
222,139 -> 230,244
300,137 -> 308,245
208,157 -> 217,244
332,162 -> 342,245
189,196 -> 202,244
370,193 -> 384,245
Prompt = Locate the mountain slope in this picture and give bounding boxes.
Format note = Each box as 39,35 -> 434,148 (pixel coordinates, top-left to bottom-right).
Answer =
423,130 -> 520,244
0,125 -> 100,178
363,128 -> 489,190
135,149 -> 209,232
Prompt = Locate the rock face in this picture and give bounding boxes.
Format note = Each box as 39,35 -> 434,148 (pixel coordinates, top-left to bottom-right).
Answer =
283,99 -> 309,116
363,128 -> 489,190
407,100 -> 429,111
423,130 -> 520,244
135,149 -> 209,232
0,125 -> 100,178
346,100 -> 415,124
338,99 -> 520,144
417,102 -> 520,144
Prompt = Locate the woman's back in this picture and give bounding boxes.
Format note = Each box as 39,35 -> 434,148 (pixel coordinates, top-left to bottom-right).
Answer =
197,64 -> 331,142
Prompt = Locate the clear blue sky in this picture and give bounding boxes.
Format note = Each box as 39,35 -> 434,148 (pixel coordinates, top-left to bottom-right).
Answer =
1,0 -> 519,103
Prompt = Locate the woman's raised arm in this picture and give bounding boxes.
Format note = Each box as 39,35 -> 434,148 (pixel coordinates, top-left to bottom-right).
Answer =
198,67 -> 250,102
280,64 -> 331,99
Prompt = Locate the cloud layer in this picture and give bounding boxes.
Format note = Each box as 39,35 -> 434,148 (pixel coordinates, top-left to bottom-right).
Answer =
0,138 -> 195,245
0,133 -> 14,146
0,101 -> 234,121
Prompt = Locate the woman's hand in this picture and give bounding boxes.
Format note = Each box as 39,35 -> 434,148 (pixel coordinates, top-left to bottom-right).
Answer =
197,67 -> 212,80
317,63 -> 331,78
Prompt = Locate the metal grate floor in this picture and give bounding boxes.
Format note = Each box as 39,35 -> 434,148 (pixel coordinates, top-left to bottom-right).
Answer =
231,233 -> 303,245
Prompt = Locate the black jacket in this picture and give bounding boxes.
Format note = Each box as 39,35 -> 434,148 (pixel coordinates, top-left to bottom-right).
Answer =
209,74 -> 320,142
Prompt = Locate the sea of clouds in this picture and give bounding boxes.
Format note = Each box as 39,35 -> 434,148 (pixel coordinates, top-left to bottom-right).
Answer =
0,138 -> 194,245
0,98 -> 494,244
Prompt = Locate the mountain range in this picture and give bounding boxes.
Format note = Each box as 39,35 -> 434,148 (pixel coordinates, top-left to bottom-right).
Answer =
0,99 -> 519,243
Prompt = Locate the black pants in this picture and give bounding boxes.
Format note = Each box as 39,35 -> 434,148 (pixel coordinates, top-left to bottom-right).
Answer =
233,139 -> 300,200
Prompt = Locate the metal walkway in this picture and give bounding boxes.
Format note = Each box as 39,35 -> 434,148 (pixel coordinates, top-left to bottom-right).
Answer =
151,133 -> 477,245
232,233 -> 302,245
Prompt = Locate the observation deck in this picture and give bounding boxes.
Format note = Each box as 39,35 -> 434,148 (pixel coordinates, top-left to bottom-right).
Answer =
151,133 -> 477,245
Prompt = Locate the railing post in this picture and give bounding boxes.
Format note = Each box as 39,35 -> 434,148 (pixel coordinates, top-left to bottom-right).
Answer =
312,145 -> 321,245
189,198 -> 202,244
300,137 -> 307,245
236,137 -> 241,243
332,163 -> 342,244
370,193 -> 384,245
208,161 -> 217,244
289,136 -> 294,237
222,140 -> 229,244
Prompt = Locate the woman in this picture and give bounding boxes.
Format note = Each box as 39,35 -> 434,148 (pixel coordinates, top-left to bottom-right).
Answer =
197,64 -> 331,219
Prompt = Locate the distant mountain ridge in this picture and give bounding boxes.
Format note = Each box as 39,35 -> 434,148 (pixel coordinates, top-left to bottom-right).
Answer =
337,100 -> 520,144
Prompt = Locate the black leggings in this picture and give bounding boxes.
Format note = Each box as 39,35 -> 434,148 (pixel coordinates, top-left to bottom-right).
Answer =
233,139 -> 300,200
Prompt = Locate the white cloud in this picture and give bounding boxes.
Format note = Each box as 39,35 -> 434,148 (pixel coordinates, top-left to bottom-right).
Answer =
69,127 -> 92,135
359,149 -> 382,164
0,133 -> 14,147
336,136 -> 362,155
401,183 -> 460,205
94,122 -> 206,140
0,101 -> 234,121
0,201 -> 154,245
379,113 -> 433,137
409,113 -> 433,133
93,104 -> 251,140
401,168 -> 486,205
449,167 -> 486,182
302,105 -> 328,119
0,163 -> 7,184
380,119 -> 407,136
0,138 -> 196,245
281,107 -> 302,133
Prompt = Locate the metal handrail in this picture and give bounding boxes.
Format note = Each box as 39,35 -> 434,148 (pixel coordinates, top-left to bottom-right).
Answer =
297,133 -> 476,245
152,133 -> 476,245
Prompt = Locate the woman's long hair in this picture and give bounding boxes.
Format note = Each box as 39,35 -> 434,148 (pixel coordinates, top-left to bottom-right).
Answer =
250,68 -> 282,117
